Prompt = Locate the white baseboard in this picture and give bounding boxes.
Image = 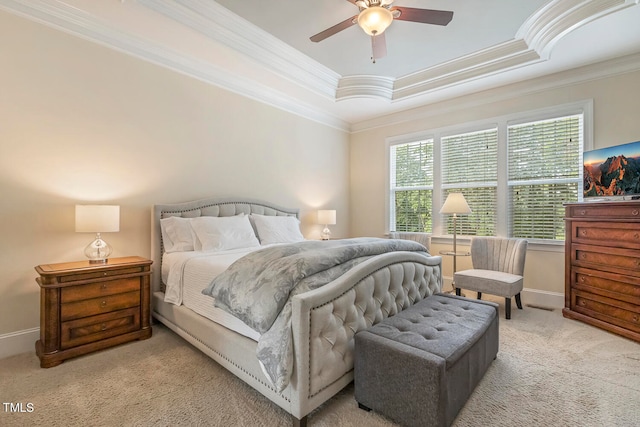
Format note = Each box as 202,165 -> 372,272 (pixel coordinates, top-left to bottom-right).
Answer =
0,328 -> 39,360
442,277 -> 564,309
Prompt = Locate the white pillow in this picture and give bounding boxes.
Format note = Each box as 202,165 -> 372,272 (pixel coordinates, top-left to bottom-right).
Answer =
251,214 -> 304,245
190,214 -> 260,252
160,216 -> 197,253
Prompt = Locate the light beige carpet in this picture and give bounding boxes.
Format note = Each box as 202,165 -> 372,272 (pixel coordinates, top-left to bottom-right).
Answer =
1,302 -> 639,427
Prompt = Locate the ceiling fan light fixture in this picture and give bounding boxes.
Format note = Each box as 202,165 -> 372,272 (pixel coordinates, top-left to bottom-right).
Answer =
357,6 -> 393,36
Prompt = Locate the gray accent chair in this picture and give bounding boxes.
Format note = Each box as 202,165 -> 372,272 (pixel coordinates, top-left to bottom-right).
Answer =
454,237 -> 528,319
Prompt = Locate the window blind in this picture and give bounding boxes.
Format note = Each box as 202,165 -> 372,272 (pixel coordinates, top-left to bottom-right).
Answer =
508,114 -> 583,239
442,128 -> 498,236
390,140 -> 434,232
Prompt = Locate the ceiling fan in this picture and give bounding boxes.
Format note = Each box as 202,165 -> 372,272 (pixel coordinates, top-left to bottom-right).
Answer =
310,0 -> 453,62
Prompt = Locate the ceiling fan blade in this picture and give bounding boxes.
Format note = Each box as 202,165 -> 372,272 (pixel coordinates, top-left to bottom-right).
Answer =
310,15 -> 358,42
371,33 -> 387,62
391,7 -> 453,26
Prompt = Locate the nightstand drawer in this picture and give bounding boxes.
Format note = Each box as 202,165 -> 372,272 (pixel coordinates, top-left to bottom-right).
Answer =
61,291 -> 140,321
58,266 -> 145,283
61,307 -> 140,349
61,277 -> 140,303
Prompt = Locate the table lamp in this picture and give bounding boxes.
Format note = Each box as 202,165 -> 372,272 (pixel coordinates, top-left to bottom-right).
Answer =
317,209 -> 336,240
75,205 -> 120,263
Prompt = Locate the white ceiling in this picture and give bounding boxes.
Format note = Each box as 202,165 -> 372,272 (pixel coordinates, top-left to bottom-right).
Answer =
2,0 -> 640,132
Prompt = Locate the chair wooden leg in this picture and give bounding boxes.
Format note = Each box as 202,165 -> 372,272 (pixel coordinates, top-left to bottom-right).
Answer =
505,298 -> 511,319
515,293 -> 523,309
477,292 -> 482,300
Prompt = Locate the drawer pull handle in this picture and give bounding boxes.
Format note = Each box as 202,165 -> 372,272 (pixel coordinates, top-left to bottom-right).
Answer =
580,210 -> 586,216
579,276 -> 585,282
635,233 -> 639,240
101,323 -> 107,331
103,272 -> 108,276
580,300 -> 586,306
580,253 -> 587,259
101,284 -> 107,290
633,315 -> 639,323
633,209 -> 639,216
581,230 -> 587,236
100,300 -> 107,308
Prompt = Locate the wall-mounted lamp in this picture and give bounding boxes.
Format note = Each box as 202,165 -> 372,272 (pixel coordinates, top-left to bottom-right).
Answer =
75,205 -> 120,263
317,209 -> 337,240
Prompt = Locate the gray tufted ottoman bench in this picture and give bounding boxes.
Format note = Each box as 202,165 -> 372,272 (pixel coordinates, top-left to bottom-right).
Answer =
354,293 -> 499,427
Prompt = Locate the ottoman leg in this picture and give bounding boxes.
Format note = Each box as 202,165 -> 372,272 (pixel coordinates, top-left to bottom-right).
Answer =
505,298 -> 511,319
358,403 -> 371,412
515,293 -> 523,309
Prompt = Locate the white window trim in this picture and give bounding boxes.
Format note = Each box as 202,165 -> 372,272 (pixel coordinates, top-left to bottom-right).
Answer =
386,99 -> 594,251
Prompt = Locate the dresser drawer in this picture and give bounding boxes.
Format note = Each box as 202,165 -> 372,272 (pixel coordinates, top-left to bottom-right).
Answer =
61,278 -> 140,303
572,267 -> 640,304
572,243 -> 640,276
61,291 -> 140,321
568,204 -> 640,220
61,307 -> 140,349
572,290 -> 640,334
571,222 -> 640,250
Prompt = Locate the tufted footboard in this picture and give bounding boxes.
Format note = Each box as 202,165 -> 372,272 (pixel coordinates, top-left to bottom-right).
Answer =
287,251 -> 442,424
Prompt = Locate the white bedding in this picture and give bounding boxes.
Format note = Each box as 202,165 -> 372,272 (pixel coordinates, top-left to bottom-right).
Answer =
162,248 -> 267,341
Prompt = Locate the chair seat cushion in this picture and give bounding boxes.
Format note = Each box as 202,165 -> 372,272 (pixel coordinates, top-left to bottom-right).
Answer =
454,269 -> 523,297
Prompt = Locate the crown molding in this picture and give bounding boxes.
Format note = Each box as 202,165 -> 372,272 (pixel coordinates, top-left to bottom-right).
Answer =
139,0 -> 341,100
350,51 -> 640,133
1,0 -> 638,133
0,0 -> 350,132
518,0 -> 639,59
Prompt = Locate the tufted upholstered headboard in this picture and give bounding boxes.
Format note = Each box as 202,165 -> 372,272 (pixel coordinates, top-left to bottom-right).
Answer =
151,197 -> 299,293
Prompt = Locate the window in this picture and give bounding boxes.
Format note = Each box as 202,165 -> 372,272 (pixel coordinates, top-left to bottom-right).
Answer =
390,139 -> 434,232
442,128 -> 498,237
508,114 -> 583,240
388,102 -> 589,242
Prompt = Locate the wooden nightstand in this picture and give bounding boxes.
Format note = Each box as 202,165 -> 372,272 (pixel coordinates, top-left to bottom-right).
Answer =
35,256 -> 152,368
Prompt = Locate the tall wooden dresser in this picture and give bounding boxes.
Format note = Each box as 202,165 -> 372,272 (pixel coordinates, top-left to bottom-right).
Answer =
564,201 -> 640,343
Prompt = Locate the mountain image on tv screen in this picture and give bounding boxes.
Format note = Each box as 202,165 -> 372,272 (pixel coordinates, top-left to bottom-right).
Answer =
583,141 -> 640,197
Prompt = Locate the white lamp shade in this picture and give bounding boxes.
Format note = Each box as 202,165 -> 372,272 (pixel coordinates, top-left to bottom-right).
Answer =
317,210 -> 337,225
75,205 -> 120,233
440,193 -> 472,215
357,6 -> 393,36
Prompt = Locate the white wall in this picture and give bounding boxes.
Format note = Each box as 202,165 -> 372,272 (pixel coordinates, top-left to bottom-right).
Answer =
350,67 -> 640,303
0,11 -> 350,339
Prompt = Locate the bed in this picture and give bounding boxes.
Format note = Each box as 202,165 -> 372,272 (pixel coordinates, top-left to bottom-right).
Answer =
151,197 -> 442,426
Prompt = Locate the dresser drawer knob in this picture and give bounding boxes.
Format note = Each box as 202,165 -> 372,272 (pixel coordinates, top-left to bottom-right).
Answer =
632,209 -> 639,216
580,253 -> 587,259
633,315 -> 639,323
579,276 -> 585,283
101,284 -> 107,290
100,300 -> 107,308
635,233 -> 639,240
581,230 -> 587,236
101,323 -> 107,331
580,210 -> 586,216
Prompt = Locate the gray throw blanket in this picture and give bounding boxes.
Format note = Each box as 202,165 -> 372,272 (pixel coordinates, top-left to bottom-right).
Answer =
202,237 -> 429,392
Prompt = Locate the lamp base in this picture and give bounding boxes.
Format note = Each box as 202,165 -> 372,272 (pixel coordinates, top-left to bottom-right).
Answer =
321,225 -> 332,241
84,233 -> 113,264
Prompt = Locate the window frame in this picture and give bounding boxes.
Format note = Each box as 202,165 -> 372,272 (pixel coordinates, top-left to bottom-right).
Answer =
386,100 -> 593,248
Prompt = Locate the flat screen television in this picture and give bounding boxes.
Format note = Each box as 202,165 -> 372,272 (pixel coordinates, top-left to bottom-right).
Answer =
583,140 -> 640,199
